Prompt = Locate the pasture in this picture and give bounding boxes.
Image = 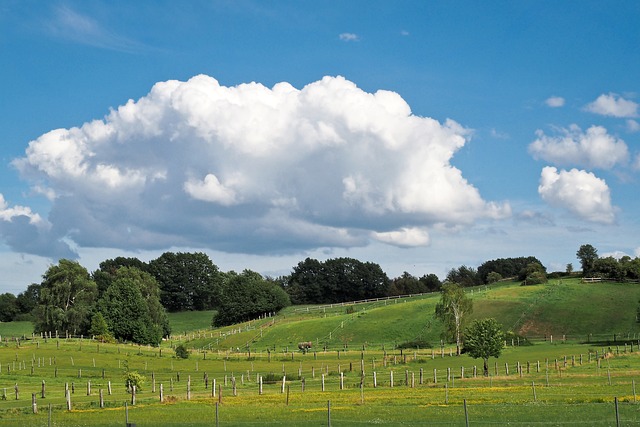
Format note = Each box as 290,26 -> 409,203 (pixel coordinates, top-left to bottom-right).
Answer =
1,337 -> 640,425
2,279 -> 640,425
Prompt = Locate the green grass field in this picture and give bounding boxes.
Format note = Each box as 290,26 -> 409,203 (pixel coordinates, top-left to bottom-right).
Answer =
2,279 -> 640,425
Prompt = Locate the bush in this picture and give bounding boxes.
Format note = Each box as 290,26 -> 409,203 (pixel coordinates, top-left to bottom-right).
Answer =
124,371 -> 145,392
175,343 -> 189,359
396,339 -> 432,349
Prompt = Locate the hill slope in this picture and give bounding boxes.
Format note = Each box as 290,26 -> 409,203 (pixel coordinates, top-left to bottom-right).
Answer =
183,278 -> 640,351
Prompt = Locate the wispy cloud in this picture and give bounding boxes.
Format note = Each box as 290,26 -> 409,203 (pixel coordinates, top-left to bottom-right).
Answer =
45,5 -> 144,53
339,32 -> 360,42
545,96 -> 565,108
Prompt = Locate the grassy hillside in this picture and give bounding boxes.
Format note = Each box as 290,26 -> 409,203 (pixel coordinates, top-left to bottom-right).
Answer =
184,279 -> 640,351
3,279 -> 640,349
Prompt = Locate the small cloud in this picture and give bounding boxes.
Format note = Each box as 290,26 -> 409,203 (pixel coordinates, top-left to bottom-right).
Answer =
400,30 -> 410,36
584,93 -> 638,118
627,119 -> 640,133
490,128 -> 509,139
538,166 -> 615,224
373,227 -> 430,248
339,32 -> 360,42
529,124 -> 628,170
545,96 -> 565,108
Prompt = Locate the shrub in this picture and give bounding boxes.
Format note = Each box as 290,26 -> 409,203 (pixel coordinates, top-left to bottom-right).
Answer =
175,343 -> 190,359
124,371 -> 145,392
397,339 -> 432,349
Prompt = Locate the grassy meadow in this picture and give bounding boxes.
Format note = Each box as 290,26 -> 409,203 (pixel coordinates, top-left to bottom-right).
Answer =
2,278 -> 640,425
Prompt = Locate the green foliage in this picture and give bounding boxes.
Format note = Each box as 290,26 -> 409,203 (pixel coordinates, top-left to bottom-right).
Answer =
34,259 -> 97,335
463,318 -> 504,376
123,370 -> 145,392
213,270 -> 291,326
521,262 -> 547,285
435,283 -> 473,354
576,244 -> 598,276
88,312 -> 113,342
97,267 -> 168,345
388,272 -> 441,296
286,257 -> 389,304
446,265 -> 481,287
486,272 -> 502,284
478,256 -> 544,283
174,343 -> 190,359
0,293 -> 18,322
147,252 -> 224,312
396,339 -> 432,349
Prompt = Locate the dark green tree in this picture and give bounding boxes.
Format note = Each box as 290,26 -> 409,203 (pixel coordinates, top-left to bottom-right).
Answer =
521,262 -> 547,285
446,265 -> 481,287
34,260 -> 97,335
15,283 -> 41,319
93,257 -> 147,297
213,270 -> 291,326
286,257 -> 389,304
478,257 -> 543,283
419,273 -> 442,292
97,267 -> 168,345
435,283 -> 473,355
0,293 -> 18,322
147,252 -> 224,311
463,318 -> 504,376
576,244 -> 598,276
88,312 -> 113,342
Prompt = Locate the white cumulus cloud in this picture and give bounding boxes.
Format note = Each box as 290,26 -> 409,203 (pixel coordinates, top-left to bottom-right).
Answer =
528,125 -> 629,170
584,93 -> 638,118
9,75 -> 509,257
538,166 -> 615,224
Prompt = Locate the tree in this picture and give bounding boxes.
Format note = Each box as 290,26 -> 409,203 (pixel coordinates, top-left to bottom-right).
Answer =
286,257 -> 389,304
435,283 -> 473,355
566,263 -> 574,275
0,293 -> 18,322
419,273 -> 442,292
576,244 -> 598,276
34,260 -> 97,335
15,283 -> 41,320
446,265 -> 481,287
463,318 -> 504,376
96,267 -> 169,345
89,312 -> 113,342
147,252 -> 224,311
521,262 -> 547,285
477,257 -> 543,284
486,272 -> 502,284
213,270 -> 291,327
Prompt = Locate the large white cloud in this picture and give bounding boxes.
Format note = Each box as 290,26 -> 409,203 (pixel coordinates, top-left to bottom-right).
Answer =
584,93 -> 638,118
10,75 -> 510,257
528,125 -> 629,170
538,166 -> 615,224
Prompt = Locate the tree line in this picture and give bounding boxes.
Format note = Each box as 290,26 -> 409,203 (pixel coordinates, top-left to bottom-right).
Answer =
2,244 -> 639,345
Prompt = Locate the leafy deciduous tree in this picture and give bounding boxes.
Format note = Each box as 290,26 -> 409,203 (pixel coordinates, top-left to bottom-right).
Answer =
34,260 -> 97,335
576,244 -> 598,276
213,270 -> 291,327
463,318 -> 504,376
435,283 -> 473,355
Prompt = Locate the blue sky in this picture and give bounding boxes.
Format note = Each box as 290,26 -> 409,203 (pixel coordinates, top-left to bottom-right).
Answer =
1,1 -> 639,294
